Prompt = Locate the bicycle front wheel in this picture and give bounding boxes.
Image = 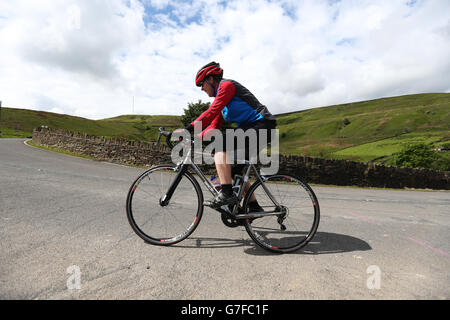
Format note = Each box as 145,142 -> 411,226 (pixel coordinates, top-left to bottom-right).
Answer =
126,165 -> 203,246
243,174 -> 320,253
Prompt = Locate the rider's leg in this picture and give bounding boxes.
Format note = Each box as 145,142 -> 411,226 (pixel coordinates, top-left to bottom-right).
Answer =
214,152 -> 260,203
214,154 -> 261,212
243,180 -> 256,202
214,151 -> 232,185
204,151 -> 238,208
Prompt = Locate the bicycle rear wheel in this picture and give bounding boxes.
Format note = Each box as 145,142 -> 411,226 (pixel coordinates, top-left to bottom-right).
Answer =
126,165 -> 203,245
243,174 -> 320,253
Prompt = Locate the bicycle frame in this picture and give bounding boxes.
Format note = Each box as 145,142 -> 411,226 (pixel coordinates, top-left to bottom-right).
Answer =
162,139 -> 283,218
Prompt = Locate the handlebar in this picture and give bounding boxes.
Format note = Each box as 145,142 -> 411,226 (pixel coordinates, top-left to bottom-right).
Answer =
155,127 -> 173,149
155,127 -> 196,150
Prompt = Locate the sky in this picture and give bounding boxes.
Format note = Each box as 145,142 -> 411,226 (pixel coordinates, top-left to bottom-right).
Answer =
0,0 -> 449,120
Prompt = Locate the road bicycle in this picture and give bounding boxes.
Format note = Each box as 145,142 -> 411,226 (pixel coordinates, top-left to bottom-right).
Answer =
126,127 -> 320,253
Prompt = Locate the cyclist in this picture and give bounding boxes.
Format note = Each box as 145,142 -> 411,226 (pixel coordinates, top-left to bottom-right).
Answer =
184,61 -> 277,211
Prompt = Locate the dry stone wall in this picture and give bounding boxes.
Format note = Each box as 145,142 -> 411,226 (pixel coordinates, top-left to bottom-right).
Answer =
33,127 -> 449,190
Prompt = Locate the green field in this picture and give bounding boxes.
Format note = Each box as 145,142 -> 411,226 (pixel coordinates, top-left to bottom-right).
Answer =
331,131 -> 447,162
0,108 -> 182,141
1,93 -> 449,166
276,93 -> 450,161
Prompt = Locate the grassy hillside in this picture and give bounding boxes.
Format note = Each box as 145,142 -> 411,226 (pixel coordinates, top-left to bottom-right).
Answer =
0,108 -> 182,141
98,114 -> 182,141
276,93 -> 450,163
1,93 -> 449,166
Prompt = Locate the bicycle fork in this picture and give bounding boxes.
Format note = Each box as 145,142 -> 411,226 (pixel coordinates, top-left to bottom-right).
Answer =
159,164 -> 188,207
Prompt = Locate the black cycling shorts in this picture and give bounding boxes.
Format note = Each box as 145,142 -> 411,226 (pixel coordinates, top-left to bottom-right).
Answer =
206,119 -> 277,177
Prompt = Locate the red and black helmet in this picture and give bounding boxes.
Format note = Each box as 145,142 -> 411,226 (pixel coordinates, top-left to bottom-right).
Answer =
195,62 -> 223,87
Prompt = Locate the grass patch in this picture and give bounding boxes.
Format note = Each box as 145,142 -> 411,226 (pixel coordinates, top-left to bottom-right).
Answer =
277,93 -> 450,157
331,131 -> 448,162
0,127 -> 33,138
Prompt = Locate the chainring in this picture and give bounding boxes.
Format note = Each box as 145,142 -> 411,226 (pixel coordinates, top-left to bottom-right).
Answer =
220,212 -> 241,228
219,205 -> 245,228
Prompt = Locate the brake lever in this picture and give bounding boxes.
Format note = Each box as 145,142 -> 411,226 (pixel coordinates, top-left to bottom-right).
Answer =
153,127 -> 167,146
155,131 -> 162,146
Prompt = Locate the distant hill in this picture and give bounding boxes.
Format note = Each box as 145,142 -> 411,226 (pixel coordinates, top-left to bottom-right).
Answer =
1,93 -> 449,165
0,108 -> 182,142
275,93 -> 450,164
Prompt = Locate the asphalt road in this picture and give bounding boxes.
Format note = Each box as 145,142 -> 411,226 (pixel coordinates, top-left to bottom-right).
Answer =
0,138 -> 449,300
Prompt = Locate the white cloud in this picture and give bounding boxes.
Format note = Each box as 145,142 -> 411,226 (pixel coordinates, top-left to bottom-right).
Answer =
0,0 -> 449,120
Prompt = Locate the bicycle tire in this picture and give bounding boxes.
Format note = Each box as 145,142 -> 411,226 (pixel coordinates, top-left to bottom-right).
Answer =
126,164 -> 203,245
242,174 -> 320,253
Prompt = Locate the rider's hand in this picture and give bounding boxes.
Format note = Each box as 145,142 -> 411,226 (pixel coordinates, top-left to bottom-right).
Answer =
172,128 -> 186,142
173,128 -> 185,135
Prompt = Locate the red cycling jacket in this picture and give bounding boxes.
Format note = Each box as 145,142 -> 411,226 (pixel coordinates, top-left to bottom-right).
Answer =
191,79 -> 275,139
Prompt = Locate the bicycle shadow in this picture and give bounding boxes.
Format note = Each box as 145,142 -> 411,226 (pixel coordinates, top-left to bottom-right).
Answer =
245,231 -> 371,255
173,232 -> 371,255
